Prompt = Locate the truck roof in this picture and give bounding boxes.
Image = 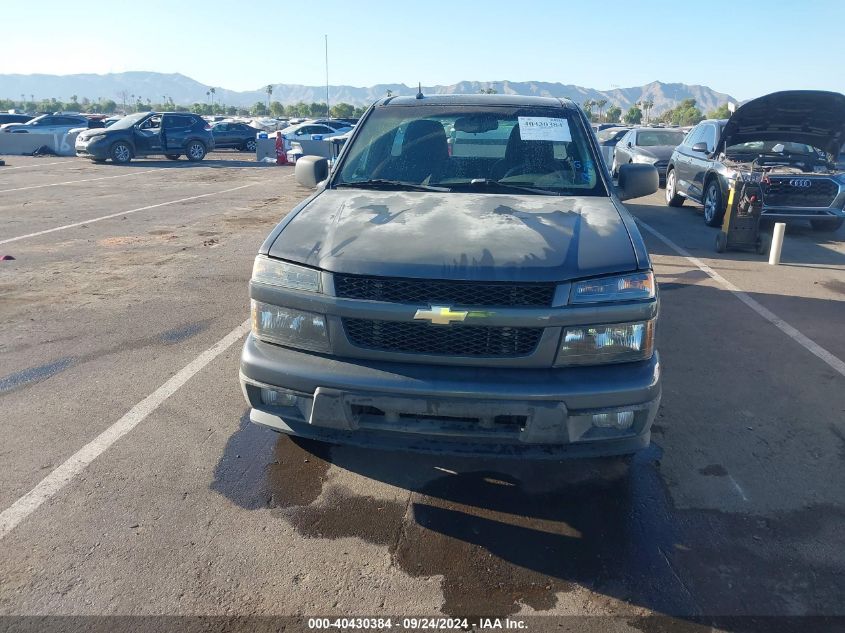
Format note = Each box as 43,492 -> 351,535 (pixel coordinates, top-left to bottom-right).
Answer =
377,94 -> 577,110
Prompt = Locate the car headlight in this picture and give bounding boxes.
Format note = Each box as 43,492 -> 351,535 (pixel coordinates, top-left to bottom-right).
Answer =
251,255 -> 321,293
570,272 -> 655,304
85,134 -> 106,142
251,300 -> 329,352
555,320 -> 655,366
632,154 -> 657,164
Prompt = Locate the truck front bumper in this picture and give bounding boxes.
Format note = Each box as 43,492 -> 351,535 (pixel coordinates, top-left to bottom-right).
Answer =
240,335 -> 661,458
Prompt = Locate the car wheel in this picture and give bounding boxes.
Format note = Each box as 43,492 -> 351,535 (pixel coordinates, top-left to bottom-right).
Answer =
715,232 -> 727,253
243,138 -> 257,152
810,218 -> 844,232
703,180 -> 725,227
110,142 -> 132,164
665,169 -> 685,207
186,141 -> 207,162
90,158 -> 106,163
165,154 -> 180,161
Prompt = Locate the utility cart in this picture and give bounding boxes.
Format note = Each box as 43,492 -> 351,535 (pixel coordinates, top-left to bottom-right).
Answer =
715,176 -> 769,254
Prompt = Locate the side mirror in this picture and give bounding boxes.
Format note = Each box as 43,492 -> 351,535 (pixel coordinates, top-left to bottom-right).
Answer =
295,155 -> 329,189
617,163 -> 658,201
692,141 -> 709,153
627,141 -> 633,148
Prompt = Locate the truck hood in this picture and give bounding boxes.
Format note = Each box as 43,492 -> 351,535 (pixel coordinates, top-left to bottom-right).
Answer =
719,90 -> 845,154
267,190 -> 638,282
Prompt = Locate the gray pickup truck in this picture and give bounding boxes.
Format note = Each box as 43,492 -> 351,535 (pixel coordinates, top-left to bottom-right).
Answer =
240,94 -> 660,458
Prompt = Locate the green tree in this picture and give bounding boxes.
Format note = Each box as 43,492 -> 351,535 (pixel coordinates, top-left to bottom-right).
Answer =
605,105 -> 622,123
100,99 -> 117,114
308,102 -> 327,117
624,105 -> 643,125
252,101 -> 268,116
707,103 -> 732,119
478,87 -> 497,94
226,105 -> 238,116
595,98 -> 608,122
269,101 -> 285,117
663,99 -> 704,126
330,102 -> 355,118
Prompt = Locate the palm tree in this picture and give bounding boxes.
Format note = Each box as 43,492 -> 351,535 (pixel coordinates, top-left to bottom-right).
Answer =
596,98 -> 608,122
265,84 -> 273,109
210,87 -> 216,107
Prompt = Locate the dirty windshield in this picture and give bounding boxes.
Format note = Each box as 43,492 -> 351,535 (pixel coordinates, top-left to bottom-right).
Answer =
335,105 -> 605,195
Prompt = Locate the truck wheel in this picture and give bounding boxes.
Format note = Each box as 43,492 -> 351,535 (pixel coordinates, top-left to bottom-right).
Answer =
715,232 -> 726,253
810,218 -> 844,232
186,141 -> 207,162
165,154 -> 180,161
110,142 -> 132,164
756,233 -> 770,255
242,139 -> 257,152
665,169 -> 684,207
703,180 -> 725,227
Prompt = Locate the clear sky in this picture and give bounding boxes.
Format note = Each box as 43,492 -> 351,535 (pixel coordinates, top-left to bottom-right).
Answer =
2,0 -> 843,100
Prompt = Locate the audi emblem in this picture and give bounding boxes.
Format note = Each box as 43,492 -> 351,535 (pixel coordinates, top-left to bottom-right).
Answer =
789,179 -> 812,188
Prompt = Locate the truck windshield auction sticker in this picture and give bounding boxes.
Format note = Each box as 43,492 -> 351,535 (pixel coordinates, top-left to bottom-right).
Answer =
517,117 -> 572,142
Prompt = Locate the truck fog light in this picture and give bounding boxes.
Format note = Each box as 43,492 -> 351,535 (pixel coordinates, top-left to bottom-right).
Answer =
251,300 -> 329,352
260,387 -> 298,407
592,410 -> 635,430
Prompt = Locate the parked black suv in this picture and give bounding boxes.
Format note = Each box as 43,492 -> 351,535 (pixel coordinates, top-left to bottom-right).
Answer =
665,91 -> 845,231
211,121 -> 261,152
75,112 -> 215,163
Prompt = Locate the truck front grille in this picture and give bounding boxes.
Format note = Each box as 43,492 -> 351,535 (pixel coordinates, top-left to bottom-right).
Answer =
342,318 -> 543,357
334,274 -> 555,307
764,178 -> 838,208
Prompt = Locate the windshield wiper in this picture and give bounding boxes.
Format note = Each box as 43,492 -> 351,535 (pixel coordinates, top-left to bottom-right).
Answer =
448,179 -> 561,196
334,179 -> 450,192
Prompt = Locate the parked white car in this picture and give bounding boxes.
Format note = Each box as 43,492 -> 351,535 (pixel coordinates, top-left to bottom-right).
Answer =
0,113 -> 92,134
279,122 -> 347,150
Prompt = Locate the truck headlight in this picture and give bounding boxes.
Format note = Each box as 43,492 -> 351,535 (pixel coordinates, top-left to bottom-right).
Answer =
570,272 -> 655,304
251,300 -> 329,352
633,154 -> 657,164
252,255 -> 321,293
555,320 -> 655,366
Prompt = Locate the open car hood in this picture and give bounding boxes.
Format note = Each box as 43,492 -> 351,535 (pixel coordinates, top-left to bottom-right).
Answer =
718,90 -> 845,154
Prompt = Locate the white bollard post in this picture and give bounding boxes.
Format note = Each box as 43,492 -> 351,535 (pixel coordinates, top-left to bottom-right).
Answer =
769,222 -> 786,265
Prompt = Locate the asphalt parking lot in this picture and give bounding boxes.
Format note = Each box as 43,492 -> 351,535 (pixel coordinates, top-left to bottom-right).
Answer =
1,155 -> 844,632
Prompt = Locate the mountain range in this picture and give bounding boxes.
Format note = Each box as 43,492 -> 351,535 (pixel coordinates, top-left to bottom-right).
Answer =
0,72 -> 737,114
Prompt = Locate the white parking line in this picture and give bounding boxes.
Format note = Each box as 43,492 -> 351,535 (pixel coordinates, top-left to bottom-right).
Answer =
0,161 -> 75,172
637,219 -> 845,379
0,170 -> 155,194
0,319 -> 250,541
0,183 -> 258,245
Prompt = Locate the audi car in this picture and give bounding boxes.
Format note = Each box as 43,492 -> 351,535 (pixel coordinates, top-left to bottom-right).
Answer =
665,91 -> 845,231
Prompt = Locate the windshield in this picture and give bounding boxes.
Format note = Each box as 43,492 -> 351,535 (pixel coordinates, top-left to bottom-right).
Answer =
335,105 -> 604,196
24,115 -> 48,126
597,128 -> 628,142
108,112 -> 150,130
636,130 -> 685,147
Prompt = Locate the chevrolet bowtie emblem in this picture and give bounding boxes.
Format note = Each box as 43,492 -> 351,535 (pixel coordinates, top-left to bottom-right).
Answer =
413,305 -> 469,325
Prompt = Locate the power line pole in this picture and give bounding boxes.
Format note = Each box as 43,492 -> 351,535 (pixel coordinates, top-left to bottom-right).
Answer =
325,34 -> 330,117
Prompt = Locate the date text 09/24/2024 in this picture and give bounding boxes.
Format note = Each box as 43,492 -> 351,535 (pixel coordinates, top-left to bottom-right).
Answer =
307,617 -> 527,630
